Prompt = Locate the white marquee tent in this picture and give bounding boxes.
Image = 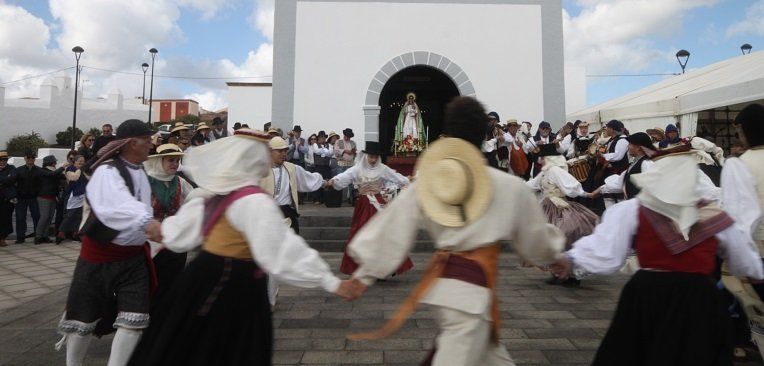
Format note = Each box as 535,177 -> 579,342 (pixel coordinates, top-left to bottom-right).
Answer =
568,50 -> 764,138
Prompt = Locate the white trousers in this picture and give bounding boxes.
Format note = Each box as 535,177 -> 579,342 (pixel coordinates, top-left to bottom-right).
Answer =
432,306 -> 515,366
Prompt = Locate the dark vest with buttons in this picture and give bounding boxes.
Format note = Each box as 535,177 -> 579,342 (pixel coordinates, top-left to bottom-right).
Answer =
607,135 -> 630,174
623,156 -> 649,199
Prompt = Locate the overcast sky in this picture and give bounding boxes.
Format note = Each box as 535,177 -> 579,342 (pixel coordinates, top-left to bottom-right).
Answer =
1,0 -> 763,113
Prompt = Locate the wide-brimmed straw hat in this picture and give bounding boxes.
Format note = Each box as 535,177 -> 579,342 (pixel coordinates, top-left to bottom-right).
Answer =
652,143 -> 692,161
328,131 -> 340,140
196,123 -> 210,131
149,144 -> 184,158
233,128 -> 270,142
170,122 -> 189,134
269,136 -> 289,150
415,138 -> 493,227
0,151 -> 9,159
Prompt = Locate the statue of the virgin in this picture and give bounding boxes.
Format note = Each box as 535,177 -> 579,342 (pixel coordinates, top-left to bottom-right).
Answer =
393,92 -> 427,154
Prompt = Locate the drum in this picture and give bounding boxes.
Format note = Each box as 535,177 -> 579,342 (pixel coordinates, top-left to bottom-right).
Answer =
567,158 -> 591,182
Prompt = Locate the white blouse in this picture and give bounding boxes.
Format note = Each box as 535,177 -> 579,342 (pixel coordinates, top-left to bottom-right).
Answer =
526,166 -> 587,198
566,199 -> 764,279
331,164 -> 409,191
721,158 -> 762,240
161,193 -> 340,292
87,162 -> 153,246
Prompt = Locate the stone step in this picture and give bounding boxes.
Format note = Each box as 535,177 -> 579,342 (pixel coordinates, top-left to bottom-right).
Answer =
306,240 -> 513,253
305,239 -> 437,252
299,215 -> 352,228
300,227 -> 430,241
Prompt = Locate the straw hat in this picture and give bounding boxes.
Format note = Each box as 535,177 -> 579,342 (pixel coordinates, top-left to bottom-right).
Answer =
269,136 -> 289,150
328,131 -> 339,140
196,123 -> 210,131
0,151 -> 8,159
149,144 -> 184,158
414,138 -> 493,227
233,128 -> 270,142
170,122 -> 189,134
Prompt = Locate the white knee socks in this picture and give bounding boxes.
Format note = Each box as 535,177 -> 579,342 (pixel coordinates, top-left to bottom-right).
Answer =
65,333 -> 92,366
107,328 -> 142,366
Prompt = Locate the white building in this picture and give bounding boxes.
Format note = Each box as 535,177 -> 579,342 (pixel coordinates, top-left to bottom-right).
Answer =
0,72 -> 148,146
226,82 -> 273,129
229,0 -> 568,151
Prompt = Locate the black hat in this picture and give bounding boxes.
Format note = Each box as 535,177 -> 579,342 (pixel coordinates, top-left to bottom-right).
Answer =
538,121 -> 551,130
605,119 -> 623,132
233,122 -> 242,130
116,119 -> 153,139
626,132 -> 656,151
293,125 -> 302,132
24,149 -> 37,158
212,117 -> 224,126
343,128 -> 354,138
317,130 -> 327,138
736,103 -> 764,147
537,143 -> 560,157
487,111 -> 500,121
42,155 -> 57,167
362,141 -> 383,156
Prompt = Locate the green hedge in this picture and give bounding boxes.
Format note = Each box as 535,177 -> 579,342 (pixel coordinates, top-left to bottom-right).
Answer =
55,127 -> 85,146
6,132 -> 48,157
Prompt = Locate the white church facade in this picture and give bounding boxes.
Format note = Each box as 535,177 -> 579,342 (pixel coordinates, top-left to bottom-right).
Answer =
230,0 -> 573,152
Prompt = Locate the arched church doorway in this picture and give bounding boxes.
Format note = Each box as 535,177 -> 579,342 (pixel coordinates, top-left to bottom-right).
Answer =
378,65 -> 460,158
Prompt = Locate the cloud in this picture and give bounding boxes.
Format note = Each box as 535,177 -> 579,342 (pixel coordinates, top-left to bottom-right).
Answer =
726,0 -> 764,37
564,0 -> 719,74
177,0 -> 233,20
249,0 -> 274,41
184,90 -> 228,112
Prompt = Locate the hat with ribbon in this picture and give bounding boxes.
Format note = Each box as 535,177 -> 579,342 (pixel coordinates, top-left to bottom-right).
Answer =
269,136 -> 289,150
415,137 -> 492,227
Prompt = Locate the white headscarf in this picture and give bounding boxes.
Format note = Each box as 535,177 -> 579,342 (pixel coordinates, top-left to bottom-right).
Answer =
144,157 -> 175,182
354,152 -> 384,182
632,153 -> 699,239
182,135 -> 271,195
541,155 -> 568,172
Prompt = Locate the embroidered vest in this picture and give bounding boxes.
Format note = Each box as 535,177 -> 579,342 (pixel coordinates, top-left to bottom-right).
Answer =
740,148 -> 764,244
260,162 -> 300,213
151,179 -> 183,222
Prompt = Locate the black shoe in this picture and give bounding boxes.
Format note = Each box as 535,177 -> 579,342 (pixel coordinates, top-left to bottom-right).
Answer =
55,237 -> 64,245
545,276 -> 561,285
15,239 -> 25,244
34,238 -> 43,245
561,278 -> 581,287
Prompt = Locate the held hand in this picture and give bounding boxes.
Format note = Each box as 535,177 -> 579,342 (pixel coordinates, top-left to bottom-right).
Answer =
349,278 -> 368,300
549,257 -> 572,280
145,220 -> 163,242
335,280 -> 360,301
324,180 -> 333,189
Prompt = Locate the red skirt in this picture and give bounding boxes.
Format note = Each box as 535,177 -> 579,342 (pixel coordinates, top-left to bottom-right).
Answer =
339,194 -> 414,276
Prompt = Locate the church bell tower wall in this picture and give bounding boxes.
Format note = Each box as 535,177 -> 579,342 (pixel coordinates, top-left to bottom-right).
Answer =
273,0 -> 565,147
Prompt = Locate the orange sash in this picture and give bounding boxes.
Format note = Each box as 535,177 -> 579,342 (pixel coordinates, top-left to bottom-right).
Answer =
348,243 -> 501,342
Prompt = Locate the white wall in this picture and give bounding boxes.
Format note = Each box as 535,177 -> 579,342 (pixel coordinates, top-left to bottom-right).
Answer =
0,75 -> 148,148
228,85 -> 272,130
291,2 -> 544,147
565,65 -> 587,117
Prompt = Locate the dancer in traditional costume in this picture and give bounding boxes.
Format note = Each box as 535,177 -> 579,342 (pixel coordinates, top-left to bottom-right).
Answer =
326,141 -> 413,276
551,150 -> 764,366
344,97 -> 565,366
720,103 -> 764,358
56,120 -> 162,366
128,129 -> 354,366
143,144 -> 194,307
260,136 -> 326,306
595,132 -> 656,203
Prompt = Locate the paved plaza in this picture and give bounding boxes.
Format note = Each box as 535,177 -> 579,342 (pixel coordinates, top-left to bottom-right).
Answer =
3,240 -> 619,366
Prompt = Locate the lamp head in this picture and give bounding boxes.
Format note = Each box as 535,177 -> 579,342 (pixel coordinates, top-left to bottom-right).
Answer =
142,62 -> 149,73
741,43 -> 753,55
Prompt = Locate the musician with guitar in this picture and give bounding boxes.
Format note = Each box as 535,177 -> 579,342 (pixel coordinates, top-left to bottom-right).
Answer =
585,120 -> 629,214
523,121 -> 567,178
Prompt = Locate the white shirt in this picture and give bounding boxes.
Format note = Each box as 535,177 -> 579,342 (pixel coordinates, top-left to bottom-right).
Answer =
526,166 -> 587,198
600,158 -> 654,195
161,192 -> 341,292
331,164 -> 409,191
602,137 -> 629,162
87,160 -> 153,246
567,199 -> 764,279
271,164 -> 324,206
721,158 -> 762,242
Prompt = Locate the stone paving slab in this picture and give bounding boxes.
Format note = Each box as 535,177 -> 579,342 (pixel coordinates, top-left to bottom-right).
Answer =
1,241 -> 762,365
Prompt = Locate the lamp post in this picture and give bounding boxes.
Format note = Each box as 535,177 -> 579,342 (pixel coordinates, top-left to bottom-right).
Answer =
141,62 -> 149,104
741,43 -> 753,55
147,48 -> 158,124
675,49 -> 690,74
71,46 -> 84,150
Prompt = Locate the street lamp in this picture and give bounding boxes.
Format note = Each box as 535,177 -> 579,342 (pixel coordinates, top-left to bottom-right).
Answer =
147,48 -> 158,124
741,43 -> 753,55
675,49 -> 690,74
71,46 -> 84,150
141,62 -> 149,104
